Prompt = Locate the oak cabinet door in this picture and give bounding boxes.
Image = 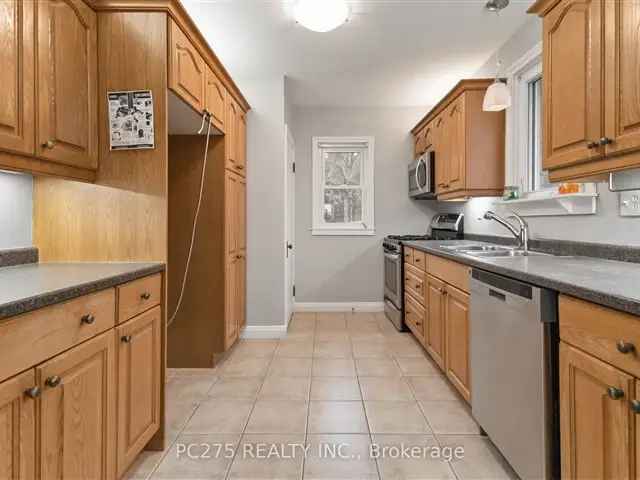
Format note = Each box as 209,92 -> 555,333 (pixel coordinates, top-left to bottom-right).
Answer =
205,67 -> 226,132
0,0 -> 35,155
237,111 -> 247,174
444,285 -> 471,403
425,274 -> 446,370
404,293 -> 426,346
236,254 -> 246,331
225,253 -> 238,349
446,96 -> 466,192
116,307 -> 162,478
542,0 -> 604,171
225,100 -> 239,171
604,0 -> 640,158
169,20 -> 206,114
560,342 -> 633,480
36,0 -> 98,170
433,115 -> 448,194
225,170 -> 239,255
235,177 -> 246,331
37,330 -> 116,480
0,370 -> 36,480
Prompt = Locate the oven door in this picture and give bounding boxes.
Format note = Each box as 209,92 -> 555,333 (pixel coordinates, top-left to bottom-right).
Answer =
408,152 -> 435,199
384,251 -> 402,308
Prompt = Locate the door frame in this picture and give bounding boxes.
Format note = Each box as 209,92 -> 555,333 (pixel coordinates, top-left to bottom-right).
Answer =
284,124 -> 296,327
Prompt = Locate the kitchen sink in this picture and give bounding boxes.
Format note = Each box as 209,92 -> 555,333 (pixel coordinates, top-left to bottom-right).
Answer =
463,249 -> 550,258
440,244 -> 511,252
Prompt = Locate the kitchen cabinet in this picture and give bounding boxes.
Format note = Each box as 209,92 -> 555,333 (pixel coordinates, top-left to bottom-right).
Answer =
444,284 -> 471,402
411,80 -> 505,201
0,0 -> 35,156
405,293 -> 426,345
205,66 -> 227,132
530,0 -> 640,181
237,111 -> 247,173
38,330 -> 117,480
0,370 -> 36,480
116,307 -> 162,477
169,19 -> 206,114
425,274 -> 446,371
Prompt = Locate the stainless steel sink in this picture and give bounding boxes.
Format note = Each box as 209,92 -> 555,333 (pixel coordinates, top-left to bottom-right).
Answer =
439,243 -> 550,258
463,250 -> 550,258
440,244 -> 511,252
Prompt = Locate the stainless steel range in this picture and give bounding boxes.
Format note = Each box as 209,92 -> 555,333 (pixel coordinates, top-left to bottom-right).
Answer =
383,213 -> 464,330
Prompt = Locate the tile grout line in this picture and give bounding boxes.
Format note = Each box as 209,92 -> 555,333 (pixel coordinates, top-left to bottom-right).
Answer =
300,311 -> 317,480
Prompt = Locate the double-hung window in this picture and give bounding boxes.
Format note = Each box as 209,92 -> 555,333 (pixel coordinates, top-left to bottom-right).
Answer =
312,136 -> 375,236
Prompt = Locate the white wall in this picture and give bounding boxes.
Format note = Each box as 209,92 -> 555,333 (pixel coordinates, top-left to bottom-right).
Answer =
240,75 -> 287,327
0,172 -> 33,249
456,16 -> 640,246
292,106 -> 441,303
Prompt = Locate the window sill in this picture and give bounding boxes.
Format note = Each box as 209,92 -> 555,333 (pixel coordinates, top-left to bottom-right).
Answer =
493,192 -> 598,216
312,229 -> 376,237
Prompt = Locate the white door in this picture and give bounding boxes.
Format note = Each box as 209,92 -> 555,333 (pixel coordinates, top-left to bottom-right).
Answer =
285,125 -> 296,325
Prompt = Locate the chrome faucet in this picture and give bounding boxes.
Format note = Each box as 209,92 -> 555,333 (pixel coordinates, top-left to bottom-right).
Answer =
483,211 -> 529,253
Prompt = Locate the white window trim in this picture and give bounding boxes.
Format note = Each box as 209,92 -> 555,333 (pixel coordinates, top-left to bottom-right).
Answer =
312,136 -> 375,236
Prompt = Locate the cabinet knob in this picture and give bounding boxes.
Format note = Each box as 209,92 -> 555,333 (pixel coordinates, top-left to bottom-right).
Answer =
439,287 -> 446,294
24,386 -> 41,399
121,335 -> 133,343
140,292 -> 151,300
415,284 -> 421,289
237,165 -> 245,170
586,141 -> 599,149
607,386 -> 624,400
599,137 -> 613,146
617,340 -> 635,354
45,376 -> 62,388
41,140 -> 56,149
81,314 -> 96,325
631,400 -> 640,414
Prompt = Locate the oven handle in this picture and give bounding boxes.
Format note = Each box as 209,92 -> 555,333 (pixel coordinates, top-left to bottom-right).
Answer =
415,156 -> 425,193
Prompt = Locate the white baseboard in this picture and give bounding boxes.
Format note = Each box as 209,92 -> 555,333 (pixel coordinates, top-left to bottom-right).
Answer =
294,302 -> 385,313
240,325 -> 288,339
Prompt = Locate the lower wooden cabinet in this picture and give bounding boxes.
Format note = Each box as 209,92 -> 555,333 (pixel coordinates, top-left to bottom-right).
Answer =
559,341 -> 634,479
425,274 -> 446,370
444,285 -> 471,402
38,329 -> 117,480
0,369 -> 36,480
404,293 -> 425,345
116,307 -> 162,477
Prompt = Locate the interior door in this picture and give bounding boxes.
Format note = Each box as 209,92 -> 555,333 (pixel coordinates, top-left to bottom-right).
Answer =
604,0 -> 640,158
0,369 -> 36,480
425,274 -> 446,370
37,330 -> 116,480
285,125 -> 296,324
36,0 -> 98,169
445,284 -> 471,402
542,0 -> 604,170
0,0 -> 35,155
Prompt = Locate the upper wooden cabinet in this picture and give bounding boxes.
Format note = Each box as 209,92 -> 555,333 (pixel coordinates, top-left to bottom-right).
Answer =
205,66 -> 227,132
411,79 -> 505,201
225,98 -> 247,176
169,19 -> 206,114
0,0 -> 35,156
530,0 -> 640,181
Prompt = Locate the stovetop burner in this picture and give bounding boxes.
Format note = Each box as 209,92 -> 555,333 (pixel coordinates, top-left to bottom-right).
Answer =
386,234 -> 431,242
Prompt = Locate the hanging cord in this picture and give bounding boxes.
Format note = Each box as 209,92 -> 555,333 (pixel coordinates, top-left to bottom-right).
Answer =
168,111 -> 212,327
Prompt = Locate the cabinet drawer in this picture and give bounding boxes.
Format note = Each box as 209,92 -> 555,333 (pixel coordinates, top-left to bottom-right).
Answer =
403,248 -> 413,265
404,265 -> 425,305
560,295 -> 640,378
426,254 -> 471,293
412,250 -> 426,271
405,294 -> 425,345
0,289 -> 115,383
117,273 -> 162,324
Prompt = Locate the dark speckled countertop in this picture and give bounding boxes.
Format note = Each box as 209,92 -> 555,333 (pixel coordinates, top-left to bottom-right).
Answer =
404,240 -> 640,316
0,262 -> 165,320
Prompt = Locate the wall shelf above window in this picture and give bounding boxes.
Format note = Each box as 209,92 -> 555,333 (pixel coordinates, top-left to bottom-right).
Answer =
493,192 -> 598,217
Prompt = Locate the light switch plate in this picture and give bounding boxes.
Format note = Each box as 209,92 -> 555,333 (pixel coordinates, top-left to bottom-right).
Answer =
620,191 -> 640,217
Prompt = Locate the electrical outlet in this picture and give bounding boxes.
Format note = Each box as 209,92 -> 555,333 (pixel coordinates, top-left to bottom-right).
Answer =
620,191 -> 640,217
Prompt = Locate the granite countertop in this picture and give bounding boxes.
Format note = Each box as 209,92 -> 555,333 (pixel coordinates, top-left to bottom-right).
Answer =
0,262 -> 165,320
403,239 -> 640,316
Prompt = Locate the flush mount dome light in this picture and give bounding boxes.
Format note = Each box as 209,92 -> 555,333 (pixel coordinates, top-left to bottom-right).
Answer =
294,0 -> 350,33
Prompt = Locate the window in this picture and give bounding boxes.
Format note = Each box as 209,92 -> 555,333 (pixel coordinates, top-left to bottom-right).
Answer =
528,76 -> 551,192
312,136 -> 375,236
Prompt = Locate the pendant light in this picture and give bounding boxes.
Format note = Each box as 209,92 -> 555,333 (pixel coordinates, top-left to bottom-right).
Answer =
483,60 -> 511,112
294,0 -> 350,33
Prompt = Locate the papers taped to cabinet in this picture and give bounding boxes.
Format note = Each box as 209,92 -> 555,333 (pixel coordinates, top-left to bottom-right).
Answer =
108,90 -> 155,150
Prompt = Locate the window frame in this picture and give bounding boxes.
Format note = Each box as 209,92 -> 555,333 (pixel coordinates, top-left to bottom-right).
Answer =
311,136 -> 375,236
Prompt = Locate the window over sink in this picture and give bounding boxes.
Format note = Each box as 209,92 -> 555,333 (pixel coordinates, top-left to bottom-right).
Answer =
312,136 -> 375,236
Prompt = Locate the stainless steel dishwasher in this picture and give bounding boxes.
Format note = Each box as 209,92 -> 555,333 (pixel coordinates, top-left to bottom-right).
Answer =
470,269 -> 559,480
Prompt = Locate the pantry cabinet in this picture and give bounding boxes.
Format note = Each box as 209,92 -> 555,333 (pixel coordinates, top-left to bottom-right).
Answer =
0,370 -> 36,480
530,0 -> 640,181
38,330 -> 117,480
205,66 -> 227,132
169,19 -> 206,114
411,79 -> 505,201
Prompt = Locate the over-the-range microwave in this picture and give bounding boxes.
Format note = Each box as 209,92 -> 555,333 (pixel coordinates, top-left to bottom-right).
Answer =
408,150 -> 435,199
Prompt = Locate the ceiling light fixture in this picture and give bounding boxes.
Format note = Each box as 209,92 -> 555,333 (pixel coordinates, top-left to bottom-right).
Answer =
483,60 -> 511,112
294,0 -> 350,33
485,0 -> 509,13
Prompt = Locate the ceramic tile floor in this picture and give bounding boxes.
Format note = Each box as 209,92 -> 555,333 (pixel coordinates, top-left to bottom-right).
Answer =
125,312 -> 517,480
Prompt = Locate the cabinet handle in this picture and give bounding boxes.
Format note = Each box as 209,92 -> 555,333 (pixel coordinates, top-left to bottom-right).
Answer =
121,335 -> 133,343
631,400 -> 640,414
45,376 -> 62,388
41,140 -> 56,149
599,137 -> 613,146
617,340 -> 635,354
24,386 -> 41,399
439,287 -> 446,294
607,386 -> 624,400
415,284 -> 422,289
140,292 -> 151,300
236,254 -> 242,260
81,314 -> 96,325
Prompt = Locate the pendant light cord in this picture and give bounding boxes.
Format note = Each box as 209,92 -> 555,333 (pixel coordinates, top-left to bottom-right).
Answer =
168,111 -> 212,327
